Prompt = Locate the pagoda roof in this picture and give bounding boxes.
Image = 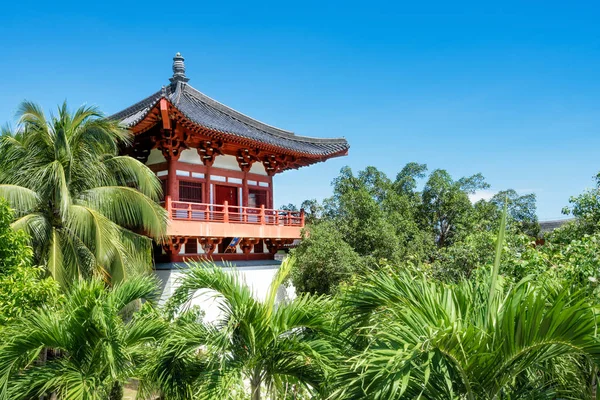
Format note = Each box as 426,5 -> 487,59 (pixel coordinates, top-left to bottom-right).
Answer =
110,53 -> 349,158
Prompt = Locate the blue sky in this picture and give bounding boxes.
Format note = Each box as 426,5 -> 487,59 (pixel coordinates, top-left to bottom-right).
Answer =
1,1 -> 599,219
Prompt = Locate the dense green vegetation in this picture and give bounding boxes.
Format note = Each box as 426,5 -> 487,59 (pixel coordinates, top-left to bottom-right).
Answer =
1,102 -> 600,399
0,101 -> 167,287
290,164 -> 540,294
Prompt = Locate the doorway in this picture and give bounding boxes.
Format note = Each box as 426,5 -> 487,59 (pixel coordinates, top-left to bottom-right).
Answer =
215,185 -> 239,206
215,185 -> 239,222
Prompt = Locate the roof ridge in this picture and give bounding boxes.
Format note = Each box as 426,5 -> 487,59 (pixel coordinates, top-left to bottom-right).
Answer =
108,88 -> 165,121
181,84 -> 348,145
182,84 -> 296,136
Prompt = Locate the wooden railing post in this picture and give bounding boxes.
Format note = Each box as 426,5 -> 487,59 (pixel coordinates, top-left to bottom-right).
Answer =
166,196 -> 172,218
223,201 -> 229,223
187,203 -> 191,220
260,204 -> 265,225
287,211 -> 291,226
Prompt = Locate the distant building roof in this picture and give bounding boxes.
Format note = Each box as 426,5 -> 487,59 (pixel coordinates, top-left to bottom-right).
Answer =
539,218 -> 575,233
110,53 -> 349,158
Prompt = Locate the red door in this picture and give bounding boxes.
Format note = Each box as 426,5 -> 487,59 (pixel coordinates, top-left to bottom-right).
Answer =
215,185 -> 238,206
215,185 -> 239,222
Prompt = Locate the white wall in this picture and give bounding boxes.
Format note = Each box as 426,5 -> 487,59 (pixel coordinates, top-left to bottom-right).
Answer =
146,148 -> 268,177
146,149 -> 166,165
154,262 -> 295,323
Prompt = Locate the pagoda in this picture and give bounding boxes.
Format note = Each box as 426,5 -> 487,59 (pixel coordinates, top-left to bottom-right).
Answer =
111,53 -> 349,262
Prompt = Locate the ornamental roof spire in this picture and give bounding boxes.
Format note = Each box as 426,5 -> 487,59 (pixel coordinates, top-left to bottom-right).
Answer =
169,52 -> 189,84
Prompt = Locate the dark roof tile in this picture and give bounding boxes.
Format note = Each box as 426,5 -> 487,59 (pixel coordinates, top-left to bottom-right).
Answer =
110,55 -> 349,157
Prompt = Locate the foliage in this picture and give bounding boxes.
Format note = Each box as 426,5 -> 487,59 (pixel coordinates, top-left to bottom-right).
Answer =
0,101 -> 167,287
288,164 -> 537,291
324,166 -> 404,263
0,275 -> 164,400
420,169 -> 490,247
562,172 -> 600,235
290,221 -> 362,295
144,258 -> 338,400
331,209 -> 600,399
0,199 -> 59,326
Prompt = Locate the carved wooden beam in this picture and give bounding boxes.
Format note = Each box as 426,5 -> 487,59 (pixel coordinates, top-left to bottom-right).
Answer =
157,124 -> 187,161
199,237 -> 222,256
236,148 -> 260,172
162,236 -> 188,255
264,238 -> 293,254
128,134 -> 156,163
262,154 -> 292,176
196,140 -> 224,167
239,238 -> 260,254
159,99 -> 172,130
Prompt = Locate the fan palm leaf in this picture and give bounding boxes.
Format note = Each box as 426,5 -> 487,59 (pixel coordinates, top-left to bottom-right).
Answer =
0,101 -> 167,287
144,258 -> 338,399
331,205 -> 600,399
0,276 -> 165,400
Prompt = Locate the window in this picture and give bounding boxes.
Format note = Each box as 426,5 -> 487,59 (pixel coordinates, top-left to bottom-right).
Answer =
248,189 -> 268,208
186,239 -> 198,254
179,180 -> 203,203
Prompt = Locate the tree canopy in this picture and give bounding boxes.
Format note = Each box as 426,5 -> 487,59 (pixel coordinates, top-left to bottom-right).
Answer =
0,101 -> 167,287
288,164 -> 539,293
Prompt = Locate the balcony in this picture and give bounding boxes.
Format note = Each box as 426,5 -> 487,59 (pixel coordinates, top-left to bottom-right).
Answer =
165,200 -> 305,239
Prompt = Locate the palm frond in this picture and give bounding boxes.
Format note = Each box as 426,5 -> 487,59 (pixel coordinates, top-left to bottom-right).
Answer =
77,186 -> 167,238
102,155 -> 163,201
0,184 -> 40,213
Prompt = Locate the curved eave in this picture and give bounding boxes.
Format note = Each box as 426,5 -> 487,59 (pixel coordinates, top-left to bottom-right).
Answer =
122,97 -> 349,162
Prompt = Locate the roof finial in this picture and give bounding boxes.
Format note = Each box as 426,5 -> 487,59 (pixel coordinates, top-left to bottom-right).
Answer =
170,52 -> 189,84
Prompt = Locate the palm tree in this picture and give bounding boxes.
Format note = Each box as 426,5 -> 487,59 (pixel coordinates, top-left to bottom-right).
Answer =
141,258 -> 338,400
331,207 -> 600,399
0,101 -> 167,286
0,275 -> 165,400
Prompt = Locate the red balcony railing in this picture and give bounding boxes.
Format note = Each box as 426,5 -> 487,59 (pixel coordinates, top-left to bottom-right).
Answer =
166,199 -> 304,227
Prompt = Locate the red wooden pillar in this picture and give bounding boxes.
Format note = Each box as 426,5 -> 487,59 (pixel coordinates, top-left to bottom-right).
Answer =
242,171 -> 249,208
204,165 -> 211,204
167,157 -> 178,201
268,175 -> 274,208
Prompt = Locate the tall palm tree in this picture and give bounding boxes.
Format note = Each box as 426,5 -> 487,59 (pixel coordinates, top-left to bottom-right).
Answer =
141,258 -> 338,400
331,207 -> 600,399
0,275 -> 165,400
0,101 -> 167,286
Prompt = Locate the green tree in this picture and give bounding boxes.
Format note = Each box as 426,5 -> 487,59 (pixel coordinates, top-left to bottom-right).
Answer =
0,101 -> 167,287
290,221 -> 362,295
147,259 -> 337,400
420,169 -> 489,247
562,172 -> 600,236
0,276 -> 164,399
490,189 -> 539,236
332,211 -> 600,398
0,199 -> 58,326
325,167 -> 403,262
300,199 -> 324,224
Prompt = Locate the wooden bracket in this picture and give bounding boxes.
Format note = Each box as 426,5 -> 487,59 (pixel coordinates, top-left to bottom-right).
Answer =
159,99 -> 172,130
239,238 -> 260,254
162,236 -> 188,255
262,154 -> 293,176
196,140 -> 224,167
157,124 -> 187,161
199,237 -> 222,256
236,148 -> 260,172
264,238 -> 293,254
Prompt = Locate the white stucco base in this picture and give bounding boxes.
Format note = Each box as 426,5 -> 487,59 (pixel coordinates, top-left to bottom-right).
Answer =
154,260 -> 295,323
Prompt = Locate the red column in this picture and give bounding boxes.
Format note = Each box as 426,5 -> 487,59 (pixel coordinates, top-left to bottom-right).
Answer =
204,165 -> 211,204
242,171 -> 249,207
167,157 -> 178,201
